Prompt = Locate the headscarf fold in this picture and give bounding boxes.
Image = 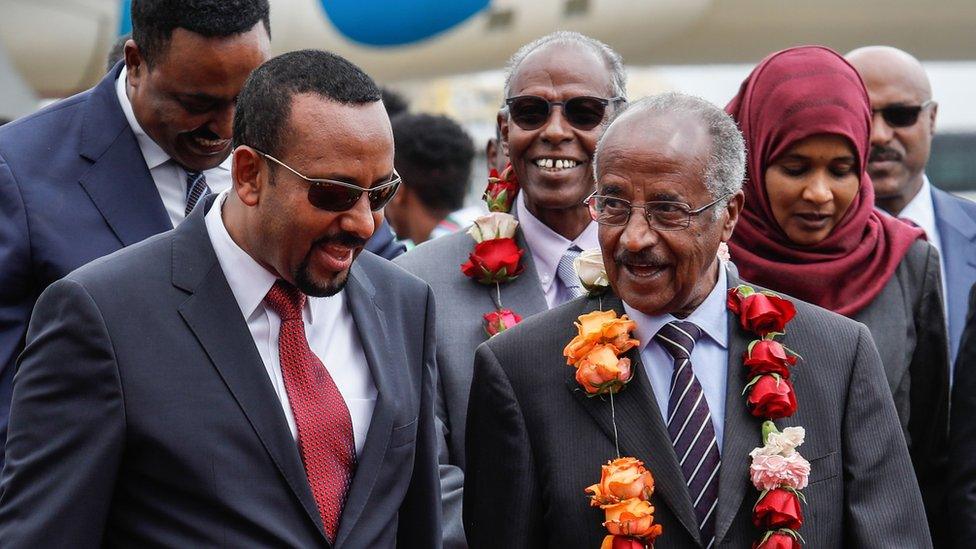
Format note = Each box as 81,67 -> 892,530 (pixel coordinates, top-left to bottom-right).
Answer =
726,46 -> 923,316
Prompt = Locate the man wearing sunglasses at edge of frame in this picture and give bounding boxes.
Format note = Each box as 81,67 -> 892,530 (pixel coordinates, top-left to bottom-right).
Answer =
0,49 -> 441,548
395,31 -> 629,548
847,46 -> 976,369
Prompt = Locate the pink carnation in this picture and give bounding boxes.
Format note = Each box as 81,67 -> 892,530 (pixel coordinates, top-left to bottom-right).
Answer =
749,452 -> 810,491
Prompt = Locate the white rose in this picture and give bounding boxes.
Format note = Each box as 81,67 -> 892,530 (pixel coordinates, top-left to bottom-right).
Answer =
750,426 -> 805,457
573,248 -> 610,292
467,212 -> 519,243
717,241 -> 731,262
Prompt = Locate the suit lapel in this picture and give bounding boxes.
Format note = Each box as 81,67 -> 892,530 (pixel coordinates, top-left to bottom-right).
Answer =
335,264 -> 398,547
498,229 -> 549,314
714,272 -> 761,544
77,63 -> 172,247
173,202 -> 329,545
566,294 -> 702,544
932,187 -> 976,355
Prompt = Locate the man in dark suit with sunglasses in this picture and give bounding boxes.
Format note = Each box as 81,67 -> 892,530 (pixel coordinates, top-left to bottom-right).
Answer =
396,31 -> 627,548
848,46 -> 976,369
0,50 -> 440,548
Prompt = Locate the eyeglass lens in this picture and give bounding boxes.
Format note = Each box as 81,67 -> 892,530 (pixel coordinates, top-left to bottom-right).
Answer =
508,95 -> 610,130
587,196 -> 692,230
877,105 -> 924,128
307,181 -> 399,212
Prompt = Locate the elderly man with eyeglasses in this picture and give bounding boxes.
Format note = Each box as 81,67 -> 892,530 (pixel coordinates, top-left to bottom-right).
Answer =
463,92 -> 929,549
395,31 -> 627,548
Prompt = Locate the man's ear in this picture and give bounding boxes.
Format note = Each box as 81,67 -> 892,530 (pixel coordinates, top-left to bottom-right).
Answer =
123,39 -> 144,85
232,146 -> 264,207
928,101 -> 938,136
497,111 -> 510,157
721,191 -> 745,242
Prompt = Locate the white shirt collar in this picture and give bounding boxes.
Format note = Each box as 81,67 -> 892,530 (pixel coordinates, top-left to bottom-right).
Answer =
897,175 -> 941,251
115,66 -> 231,173
205,192 -> 321,322
515,191 -> 600,291
623,262 -> 729,352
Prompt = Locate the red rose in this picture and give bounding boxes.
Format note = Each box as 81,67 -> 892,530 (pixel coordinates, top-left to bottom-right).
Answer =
753,488 -> 803,530
483,309 -> 522,337
744,340 -> 797,379
752,531 -> 801,549
600,535 -> 648,549
484,165 -> 519,213
728,288 -> 796,336
461,238 -> 524,284
747,375 -> 798,419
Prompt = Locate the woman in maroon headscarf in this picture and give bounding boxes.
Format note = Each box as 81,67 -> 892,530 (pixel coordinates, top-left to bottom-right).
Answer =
726,45 -> 948,541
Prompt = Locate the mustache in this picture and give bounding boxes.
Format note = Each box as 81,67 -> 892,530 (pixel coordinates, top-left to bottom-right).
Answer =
614,250 -> 668,267
869,145 -> 902,163
313,231 -> 368,250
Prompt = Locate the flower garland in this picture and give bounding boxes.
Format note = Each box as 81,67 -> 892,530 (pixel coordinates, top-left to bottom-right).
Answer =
460,166 -> 526,337
564,252 -> 663,548
727,285 -> 809,549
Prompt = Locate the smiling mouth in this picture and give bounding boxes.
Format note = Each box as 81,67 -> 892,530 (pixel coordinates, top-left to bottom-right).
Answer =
624,263 -> 667,278
533,157 -> 582,172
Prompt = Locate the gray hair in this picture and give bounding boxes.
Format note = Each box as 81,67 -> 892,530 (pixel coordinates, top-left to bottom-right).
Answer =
594,92 -> 745,216
502,31 -> 627,100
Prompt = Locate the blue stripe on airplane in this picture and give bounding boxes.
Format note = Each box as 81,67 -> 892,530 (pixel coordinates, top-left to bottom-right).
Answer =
119,0 -> 132,36
319,0 -> 489,46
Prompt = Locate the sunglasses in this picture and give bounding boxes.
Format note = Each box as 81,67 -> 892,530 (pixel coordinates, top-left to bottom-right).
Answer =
873,100 -> 935,128
505,95 -> 626,131
253,149 -> 400,212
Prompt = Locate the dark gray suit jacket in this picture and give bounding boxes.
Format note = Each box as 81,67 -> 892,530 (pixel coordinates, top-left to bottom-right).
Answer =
464,274 -> 931,548
0,198 -> 441,548
949,282 -> 976,547
395,228 -> 549,548
851,238 -> 949,544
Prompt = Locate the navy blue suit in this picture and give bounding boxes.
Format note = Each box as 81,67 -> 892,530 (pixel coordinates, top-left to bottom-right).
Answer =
932,186 -> 976,365
0,64 -> 172,467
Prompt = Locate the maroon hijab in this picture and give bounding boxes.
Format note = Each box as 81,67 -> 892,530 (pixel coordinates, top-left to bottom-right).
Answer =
726,46 -> 923,316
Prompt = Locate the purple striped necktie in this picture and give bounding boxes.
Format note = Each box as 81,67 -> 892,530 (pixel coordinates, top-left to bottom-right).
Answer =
655,320 -> 720,548
184,170 -> 212,217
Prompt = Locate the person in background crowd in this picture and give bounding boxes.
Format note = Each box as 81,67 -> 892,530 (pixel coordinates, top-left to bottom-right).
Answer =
0,0 -> 271,469
464,91 -> 930,548
949,282 -> 976,546
485,110 -> 508,174
847,46 -> 976,368
385,113 -> 476,247
395,31 -> 627,548
0,48 -> 441,548
727,45 -> 949,545
382,87 -> 410,118
106,33 -> 130,72
0,118 -> 9,127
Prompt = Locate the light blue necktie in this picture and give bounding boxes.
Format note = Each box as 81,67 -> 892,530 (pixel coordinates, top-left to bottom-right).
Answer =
555,245 -> 585,302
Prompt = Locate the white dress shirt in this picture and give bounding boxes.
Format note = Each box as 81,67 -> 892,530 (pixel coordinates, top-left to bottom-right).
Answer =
205,192 -> 376,458
623,265 -> 729,451
897,175 -> 948,310
116,67 -> 232,228
515,192 -> 600,308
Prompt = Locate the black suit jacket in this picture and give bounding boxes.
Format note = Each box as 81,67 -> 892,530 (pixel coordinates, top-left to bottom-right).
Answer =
464,274 -> 930,548
949,282 -> 976,547
0,64 -> 172,466
0,197 -> 441,547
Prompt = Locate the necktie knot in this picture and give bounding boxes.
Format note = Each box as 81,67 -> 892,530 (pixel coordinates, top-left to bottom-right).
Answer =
655,320 -> 703,362
264,280 -> 306,321
184,169 -> 211,217
556,245 -> 585,301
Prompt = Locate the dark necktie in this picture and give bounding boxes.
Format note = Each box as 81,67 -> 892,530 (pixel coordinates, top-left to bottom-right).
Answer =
555,245 -> 585,302
184,170 -> 211,217
655,320 -> 720,548
264,280 -> 356,541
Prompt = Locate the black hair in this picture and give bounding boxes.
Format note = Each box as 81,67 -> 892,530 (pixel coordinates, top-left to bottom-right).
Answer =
381,87 -> 409,118
233,49 -> 383,158
106,33 -> 130,73
131,0 -> 270,66
391,113 -> 474,213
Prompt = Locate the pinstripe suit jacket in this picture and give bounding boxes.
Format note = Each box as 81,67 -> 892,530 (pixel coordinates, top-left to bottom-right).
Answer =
463,272 -> 931,548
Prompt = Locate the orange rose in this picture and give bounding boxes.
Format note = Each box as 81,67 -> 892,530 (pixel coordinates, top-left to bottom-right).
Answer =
602,498 -> 664,540
575,345 -> 633,394
564,311 -> 639,366
602,317 -> 639,354
586,457 -> 655,506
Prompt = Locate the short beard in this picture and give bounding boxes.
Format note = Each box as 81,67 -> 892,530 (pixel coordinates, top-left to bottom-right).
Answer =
294,254 -> 350,297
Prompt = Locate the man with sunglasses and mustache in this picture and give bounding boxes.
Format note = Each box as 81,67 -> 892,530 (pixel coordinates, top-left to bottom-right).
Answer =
0,50 -> 441,547
396,31 -> 627,548
848,46 -> 976,368
0,0 -> 274,470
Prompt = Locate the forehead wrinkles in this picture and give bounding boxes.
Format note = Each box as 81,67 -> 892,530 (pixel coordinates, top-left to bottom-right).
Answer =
510,44 -> 613,97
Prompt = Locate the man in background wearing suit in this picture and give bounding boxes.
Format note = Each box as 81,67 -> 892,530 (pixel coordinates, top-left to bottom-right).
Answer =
395,31 -> 627,547
465,93 -> 929,548
848,46 -> 976,369
950,282 -> 976,546
0,0 -> 272,467
0,49 -> 440,548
